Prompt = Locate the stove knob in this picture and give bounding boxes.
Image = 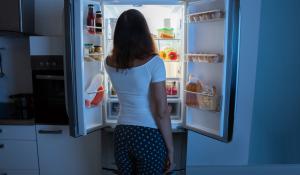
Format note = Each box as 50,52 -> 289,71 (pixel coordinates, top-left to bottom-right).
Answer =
52,62 -> 57,66
45,62 -> 49,66
39,62 -> 44,67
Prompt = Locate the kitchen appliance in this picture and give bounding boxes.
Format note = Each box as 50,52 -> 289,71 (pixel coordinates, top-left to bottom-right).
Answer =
0,0 -> 34,34
9,93 -> 34,119
31,55 -> 68,124
64,0 -> 239,141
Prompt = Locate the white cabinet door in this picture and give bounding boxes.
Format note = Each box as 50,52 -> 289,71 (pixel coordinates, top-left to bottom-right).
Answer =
0,140 -> 39,170
0,170 -> 39,175
0,125 -> 36,140
36,125 -> 101,175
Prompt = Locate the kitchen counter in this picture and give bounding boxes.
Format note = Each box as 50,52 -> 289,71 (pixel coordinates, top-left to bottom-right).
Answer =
0,118 -> 35,125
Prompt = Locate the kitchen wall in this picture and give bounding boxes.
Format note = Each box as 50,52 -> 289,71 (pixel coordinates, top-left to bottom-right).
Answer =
0,37 -> 32,102
248,0 -> 300,164
186,0 -> 262,166
0,0 -> 64,102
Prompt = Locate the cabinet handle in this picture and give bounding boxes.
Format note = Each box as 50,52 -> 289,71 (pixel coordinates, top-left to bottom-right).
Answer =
0,128 -> 2,133
0,144 -> 4,149
38,130 -> 63,134
1,173 -> 7,175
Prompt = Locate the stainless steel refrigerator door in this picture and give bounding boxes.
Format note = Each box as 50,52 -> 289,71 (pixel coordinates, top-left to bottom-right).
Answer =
183,0 -> 239,142
64,0 -> 105,137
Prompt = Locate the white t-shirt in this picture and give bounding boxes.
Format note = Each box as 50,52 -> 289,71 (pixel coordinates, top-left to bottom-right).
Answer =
105,55 -> 166,128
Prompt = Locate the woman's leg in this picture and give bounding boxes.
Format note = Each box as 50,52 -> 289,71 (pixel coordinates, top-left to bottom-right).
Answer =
114,125 -> 134,175
130,126 -> 167,175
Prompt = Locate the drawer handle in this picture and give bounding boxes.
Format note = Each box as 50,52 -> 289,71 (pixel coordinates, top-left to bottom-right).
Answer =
0,144 -> 4,149
0,129 -> 2,133
39,130 -> 63,134
1,173 -> 7,175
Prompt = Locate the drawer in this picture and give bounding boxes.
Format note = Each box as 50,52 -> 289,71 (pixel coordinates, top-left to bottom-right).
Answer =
0,140 -> 39,170
0,125 -> 36,140
0,170 -> 39,175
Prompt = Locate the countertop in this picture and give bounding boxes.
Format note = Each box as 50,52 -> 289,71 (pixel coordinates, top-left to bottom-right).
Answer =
0,118 -> 35,125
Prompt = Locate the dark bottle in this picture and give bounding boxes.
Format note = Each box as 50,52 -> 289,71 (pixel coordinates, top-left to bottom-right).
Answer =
87,4 -> 95,34
95,11 -> 102,34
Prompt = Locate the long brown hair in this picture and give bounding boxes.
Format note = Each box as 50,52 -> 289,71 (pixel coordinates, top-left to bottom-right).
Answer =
110,9 -> 157,70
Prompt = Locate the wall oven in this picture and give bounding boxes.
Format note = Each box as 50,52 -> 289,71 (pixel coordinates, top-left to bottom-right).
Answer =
31,55 -> 68,124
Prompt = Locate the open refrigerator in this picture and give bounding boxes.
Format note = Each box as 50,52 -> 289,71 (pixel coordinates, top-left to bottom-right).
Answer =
64,0 -> 239,143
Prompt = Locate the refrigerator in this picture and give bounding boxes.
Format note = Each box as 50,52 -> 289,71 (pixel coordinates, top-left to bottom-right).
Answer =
64,0 -> 239,170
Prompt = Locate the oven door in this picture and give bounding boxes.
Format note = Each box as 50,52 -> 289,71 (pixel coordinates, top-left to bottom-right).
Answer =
32,71 -> 68,124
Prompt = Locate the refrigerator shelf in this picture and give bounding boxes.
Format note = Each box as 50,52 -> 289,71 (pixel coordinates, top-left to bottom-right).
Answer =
163,59 -> 181,62
84,26 -> 103,36
84,56 -> 103,62
186,53 -> 223,63
187,9 -> 225,23
185,90 -> 220,112
155,38 -> 181,41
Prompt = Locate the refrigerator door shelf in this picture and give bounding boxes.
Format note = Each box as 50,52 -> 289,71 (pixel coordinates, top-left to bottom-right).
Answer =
187,9 -> 225,23
185,90 -> 221,112
186,53 -> 223,63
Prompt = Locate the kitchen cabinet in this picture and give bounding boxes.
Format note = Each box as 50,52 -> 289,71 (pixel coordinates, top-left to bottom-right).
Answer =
0,170 -> 39,175
0,125 -> 36,140
0,125 -> 38,172
36,125 -> 101,175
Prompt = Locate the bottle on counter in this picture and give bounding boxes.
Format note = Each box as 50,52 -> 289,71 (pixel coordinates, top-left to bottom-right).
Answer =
95,11 -> 103,34
87,4 -> 95,34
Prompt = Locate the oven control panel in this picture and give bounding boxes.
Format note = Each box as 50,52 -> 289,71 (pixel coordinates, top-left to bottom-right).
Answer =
31,55 -> 64,70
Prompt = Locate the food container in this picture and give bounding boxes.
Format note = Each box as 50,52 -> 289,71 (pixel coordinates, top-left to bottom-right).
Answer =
185,91 -> 220,111
157,28 -> 175,39
94,45 -> 102,53
188,10 -> 224,23
185,76 -> 219,111
84,43 -> 94,56
187,54 -> 223,63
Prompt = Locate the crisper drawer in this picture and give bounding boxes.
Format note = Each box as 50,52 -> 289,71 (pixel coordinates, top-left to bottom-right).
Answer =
0,140 -> 39,170
107,100 -> 181,120
0,170 -> 39,175
0,125 -> 36,140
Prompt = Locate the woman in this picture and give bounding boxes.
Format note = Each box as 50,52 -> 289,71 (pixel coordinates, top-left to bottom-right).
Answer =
105,9 -> 175,174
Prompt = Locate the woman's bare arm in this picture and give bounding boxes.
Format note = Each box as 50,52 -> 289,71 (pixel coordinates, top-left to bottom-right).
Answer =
150,81 -> 174,171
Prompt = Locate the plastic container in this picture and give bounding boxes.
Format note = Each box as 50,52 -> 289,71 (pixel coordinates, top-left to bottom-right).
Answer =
157,28 -> 175,39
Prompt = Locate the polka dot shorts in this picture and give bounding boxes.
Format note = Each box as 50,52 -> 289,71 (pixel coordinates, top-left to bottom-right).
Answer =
114,124 -> 167,175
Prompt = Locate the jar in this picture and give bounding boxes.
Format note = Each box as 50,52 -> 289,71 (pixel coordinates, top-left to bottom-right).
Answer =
95,11 -> 102,34
84,43 -> 94,56
94,45 -> 102,53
